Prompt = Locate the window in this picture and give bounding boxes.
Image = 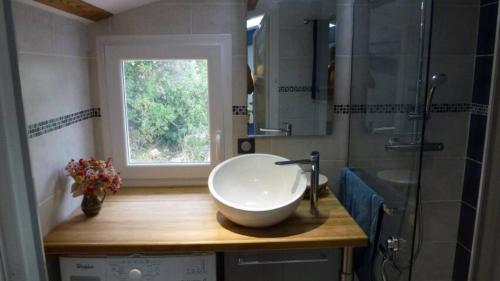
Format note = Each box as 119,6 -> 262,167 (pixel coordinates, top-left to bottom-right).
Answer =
123,59 -> 210,164
97,35 -> 232,185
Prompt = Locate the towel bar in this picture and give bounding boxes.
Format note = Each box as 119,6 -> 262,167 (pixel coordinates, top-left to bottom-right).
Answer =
382,204 -> 405,216
346,168 -> 407,217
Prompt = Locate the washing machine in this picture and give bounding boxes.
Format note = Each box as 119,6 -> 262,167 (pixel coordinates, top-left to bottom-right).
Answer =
59,253 -> 216,281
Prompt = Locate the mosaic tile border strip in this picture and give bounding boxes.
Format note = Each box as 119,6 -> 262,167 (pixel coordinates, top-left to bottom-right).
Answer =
334,104 -> 415,114
471,103 -> 489,116
335,103 -> 472,114
239,103 -> 476,116
279,86 -> 313,93
26,103 -> 485,137
429,103 -> 471,113
27,108 -> 101,139
232,105 -> 247,116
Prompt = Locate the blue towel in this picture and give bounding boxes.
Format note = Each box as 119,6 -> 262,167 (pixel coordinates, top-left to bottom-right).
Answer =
338,167 -> 384,281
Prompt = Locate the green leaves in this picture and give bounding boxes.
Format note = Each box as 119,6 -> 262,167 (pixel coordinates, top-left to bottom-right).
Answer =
123,59 -> 209,163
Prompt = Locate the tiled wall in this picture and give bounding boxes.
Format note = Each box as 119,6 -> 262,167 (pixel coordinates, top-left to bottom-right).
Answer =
84,0 -> 352,193
86,0 -> 349,190
273,1 -> 333,135
0,254 -> 3,281
86,0 -> 247,158
254,0 -> 353,192
453,1 -> 499,280
241,3 -> 353,276
277,0 -> 316,133
12,1 -> 97,235
412,0 -> 481,279
348,0 -> 480,280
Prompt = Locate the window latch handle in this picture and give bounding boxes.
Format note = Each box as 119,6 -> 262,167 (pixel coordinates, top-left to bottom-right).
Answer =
215,130 -> 223,163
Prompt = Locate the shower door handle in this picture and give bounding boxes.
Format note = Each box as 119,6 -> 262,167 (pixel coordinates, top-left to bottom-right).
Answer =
385,138 -> 444,152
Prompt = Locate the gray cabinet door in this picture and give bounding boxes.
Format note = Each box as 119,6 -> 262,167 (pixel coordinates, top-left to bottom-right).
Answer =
224,249 -> 341,281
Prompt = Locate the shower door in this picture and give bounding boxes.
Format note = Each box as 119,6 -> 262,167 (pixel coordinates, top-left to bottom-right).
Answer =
348,0 -> 432,280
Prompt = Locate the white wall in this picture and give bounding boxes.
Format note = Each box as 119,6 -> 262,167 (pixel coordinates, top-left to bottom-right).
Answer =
87,0 -> 247,158
11,0 -> 350,238
86,0 -> 350,190
12,1 -> 96,235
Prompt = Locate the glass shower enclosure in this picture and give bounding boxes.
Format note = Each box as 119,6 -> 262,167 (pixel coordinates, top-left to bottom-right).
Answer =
348,0 -> 438,280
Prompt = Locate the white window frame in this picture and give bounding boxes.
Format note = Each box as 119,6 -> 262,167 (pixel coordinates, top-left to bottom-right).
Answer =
96,35 -> 233,186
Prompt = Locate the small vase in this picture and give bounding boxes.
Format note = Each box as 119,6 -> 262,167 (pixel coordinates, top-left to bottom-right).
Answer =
81,193 -> 106,217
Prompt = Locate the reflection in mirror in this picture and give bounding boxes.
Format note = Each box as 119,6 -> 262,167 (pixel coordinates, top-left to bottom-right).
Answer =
352,3 -> 428,137
246,0 -> 336,137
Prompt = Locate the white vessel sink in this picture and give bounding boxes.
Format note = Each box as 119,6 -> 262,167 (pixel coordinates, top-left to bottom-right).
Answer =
208,154 -> 307,227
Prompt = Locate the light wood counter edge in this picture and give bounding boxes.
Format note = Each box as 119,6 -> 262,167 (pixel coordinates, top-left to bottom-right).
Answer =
44,186 -> 368,254
44,237 -> 368,255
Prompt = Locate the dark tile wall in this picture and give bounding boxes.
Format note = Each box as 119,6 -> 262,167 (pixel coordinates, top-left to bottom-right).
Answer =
457,203 -> 477,250
467,114 -> 488,161
454,1 -> 498,279
472,56 -> 494,104
462,160 -> 482,208
453,244 -> 472,281
476,2 -> 499,55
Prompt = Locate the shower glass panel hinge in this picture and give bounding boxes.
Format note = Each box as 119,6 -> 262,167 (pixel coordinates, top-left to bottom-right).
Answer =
387,237 -> 406,253
407,113 -> 429,120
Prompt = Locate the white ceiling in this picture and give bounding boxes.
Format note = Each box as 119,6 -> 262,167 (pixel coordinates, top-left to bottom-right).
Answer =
85,0 -> 159,14
16,0 -> 158,24
16,0 -> 160,23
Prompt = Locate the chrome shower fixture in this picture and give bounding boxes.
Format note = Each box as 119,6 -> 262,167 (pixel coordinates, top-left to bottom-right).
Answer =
429,73 -> 448,87
425,73 -> 448,118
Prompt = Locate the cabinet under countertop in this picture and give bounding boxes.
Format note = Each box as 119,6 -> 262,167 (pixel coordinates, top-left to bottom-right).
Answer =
43,187 -> 367,254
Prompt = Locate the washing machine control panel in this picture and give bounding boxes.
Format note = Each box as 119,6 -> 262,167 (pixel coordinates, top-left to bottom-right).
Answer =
60,254 -> 216,281
108,258 -> 161,280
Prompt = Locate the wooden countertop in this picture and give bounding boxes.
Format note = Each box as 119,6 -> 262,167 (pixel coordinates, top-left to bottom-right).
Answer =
44,187 -> 367,254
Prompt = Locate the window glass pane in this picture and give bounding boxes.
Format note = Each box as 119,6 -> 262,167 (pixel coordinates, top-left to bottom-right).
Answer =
123,60 -> 209,164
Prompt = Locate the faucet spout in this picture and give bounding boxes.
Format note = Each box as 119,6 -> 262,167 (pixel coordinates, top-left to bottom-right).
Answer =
275,151 -> 320,215
308,151 -> 320,215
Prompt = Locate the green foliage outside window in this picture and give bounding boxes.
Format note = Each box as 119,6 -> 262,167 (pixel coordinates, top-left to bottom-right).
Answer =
123,60 -> 209,163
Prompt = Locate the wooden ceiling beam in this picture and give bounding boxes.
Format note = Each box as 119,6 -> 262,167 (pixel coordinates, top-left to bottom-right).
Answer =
34,0 -> 113,21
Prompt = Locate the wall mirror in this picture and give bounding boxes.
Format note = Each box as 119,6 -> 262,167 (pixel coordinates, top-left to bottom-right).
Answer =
246,0 -> 336,137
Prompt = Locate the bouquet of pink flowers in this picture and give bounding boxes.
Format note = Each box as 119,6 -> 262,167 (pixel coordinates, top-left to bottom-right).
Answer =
65,157 -> 121,197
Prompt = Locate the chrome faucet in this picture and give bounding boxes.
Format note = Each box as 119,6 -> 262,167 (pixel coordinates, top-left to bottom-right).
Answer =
275,151 -> 320,215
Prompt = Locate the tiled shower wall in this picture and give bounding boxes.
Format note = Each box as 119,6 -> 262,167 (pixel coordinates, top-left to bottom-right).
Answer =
412,0 -> 480,280
12,1 -> 97,235
453,1 -> 499,280
348,0 -> 481,280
